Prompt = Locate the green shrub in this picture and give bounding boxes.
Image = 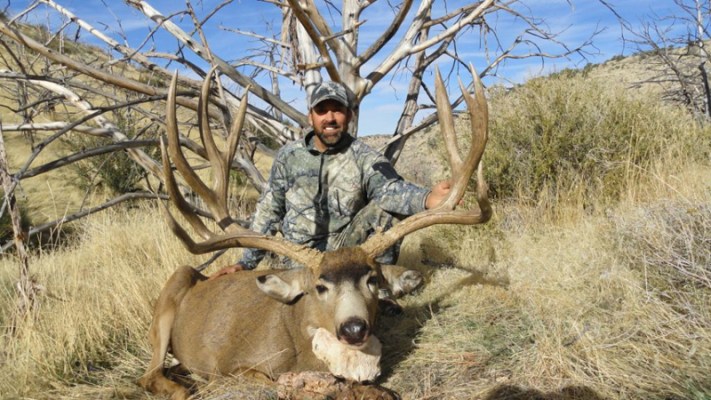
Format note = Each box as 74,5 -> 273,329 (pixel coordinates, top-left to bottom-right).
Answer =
484,76 -> 711,206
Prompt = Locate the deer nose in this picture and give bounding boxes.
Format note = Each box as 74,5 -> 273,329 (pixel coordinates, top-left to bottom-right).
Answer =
338,317 -> 369,345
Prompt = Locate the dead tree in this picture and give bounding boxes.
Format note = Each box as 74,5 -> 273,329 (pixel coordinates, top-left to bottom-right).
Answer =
0,0 -> 596,249
603,0 -> 711,119
0,124 -> 39,329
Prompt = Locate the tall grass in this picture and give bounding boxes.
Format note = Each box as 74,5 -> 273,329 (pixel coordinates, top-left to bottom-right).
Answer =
384,187 -> 711,399
1,74 -> 710,399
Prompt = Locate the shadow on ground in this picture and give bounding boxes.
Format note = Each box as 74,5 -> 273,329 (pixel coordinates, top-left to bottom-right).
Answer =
376,258 -> 510,379
485,385 -> 606,400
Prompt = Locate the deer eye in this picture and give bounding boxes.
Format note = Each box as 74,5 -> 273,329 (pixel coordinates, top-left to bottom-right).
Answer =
315,284 -> 328,294
367,276 -> 379,287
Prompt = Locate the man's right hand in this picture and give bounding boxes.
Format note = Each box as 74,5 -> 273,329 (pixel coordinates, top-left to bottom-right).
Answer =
209,263 -> 247,280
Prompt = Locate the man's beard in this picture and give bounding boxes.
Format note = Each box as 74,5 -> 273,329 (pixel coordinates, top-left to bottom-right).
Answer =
315,125 -> 344,147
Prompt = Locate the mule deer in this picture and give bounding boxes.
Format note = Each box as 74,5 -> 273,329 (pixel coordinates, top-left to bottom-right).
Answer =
138,66 -> 491,400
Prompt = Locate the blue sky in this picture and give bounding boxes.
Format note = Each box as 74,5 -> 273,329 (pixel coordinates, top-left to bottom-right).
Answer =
3,0 -> 687,135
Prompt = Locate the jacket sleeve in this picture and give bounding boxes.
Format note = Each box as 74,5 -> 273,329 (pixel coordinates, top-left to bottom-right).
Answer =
238,151 -> 289,269
363,152 -> 430,216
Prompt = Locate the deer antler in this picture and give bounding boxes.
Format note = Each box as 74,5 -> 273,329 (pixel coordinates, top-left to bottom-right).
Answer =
360,65 -> 492,259
161,69 -> 324,270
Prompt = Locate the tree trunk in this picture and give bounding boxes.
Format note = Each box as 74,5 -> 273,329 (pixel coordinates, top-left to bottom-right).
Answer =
0,125 -> 38,334
694,1 -> 711,119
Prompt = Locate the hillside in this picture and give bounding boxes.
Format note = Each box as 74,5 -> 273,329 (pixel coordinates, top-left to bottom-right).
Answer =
362,44 -> 711,190
586,47 -> 699,96
362,128 -> 450,187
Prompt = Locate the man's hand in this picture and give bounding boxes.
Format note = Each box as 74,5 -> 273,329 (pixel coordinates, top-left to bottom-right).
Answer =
425,180 -> 455,209
209,263 -> 247,280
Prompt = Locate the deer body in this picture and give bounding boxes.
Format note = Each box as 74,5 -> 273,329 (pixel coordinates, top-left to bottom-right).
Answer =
168,269 -> 322,377
141,248 -> 387,398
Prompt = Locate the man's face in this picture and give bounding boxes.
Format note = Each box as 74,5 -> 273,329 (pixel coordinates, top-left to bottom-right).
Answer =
309,99 -> 351,150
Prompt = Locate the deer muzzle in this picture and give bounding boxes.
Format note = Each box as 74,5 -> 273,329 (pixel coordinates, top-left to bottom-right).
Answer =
337,317 -> 370,346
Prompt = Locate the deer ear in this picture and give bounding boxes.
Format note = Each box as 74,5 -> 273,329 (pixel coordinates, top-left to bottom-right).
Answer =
256,273 -> 305,303
380,264 -> 423,298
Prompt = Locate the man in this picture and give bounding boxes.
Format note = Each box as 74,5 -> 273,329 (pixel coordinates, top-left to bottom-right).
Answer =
211,81 -> 453,289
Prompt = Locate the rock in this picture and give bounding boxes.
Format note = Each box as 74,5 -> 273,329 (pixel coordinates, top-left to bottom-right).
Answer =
276,371 -> 400,400
311,327 -> 382,382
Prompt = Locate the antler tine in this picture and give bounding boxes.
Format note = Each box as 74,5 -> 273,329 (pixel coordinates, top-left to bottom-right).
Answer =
441,67 -> 488,210
166,70 -> 237,229
159,136 -> 214,244
197,66 -> 247,215
360,65 -> 492,259
161,71 -> 325,270
166,73 -> 216,208
434,66 -> 463,175
197,66 -> 227,202
164,73 -> 215,240
225,86 -> 249,188
461,64 -> 491,219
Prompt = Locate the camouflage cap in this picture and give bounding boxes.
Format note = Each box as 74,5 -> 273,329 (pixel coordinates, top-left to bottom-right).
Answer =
309,81 -> 350,109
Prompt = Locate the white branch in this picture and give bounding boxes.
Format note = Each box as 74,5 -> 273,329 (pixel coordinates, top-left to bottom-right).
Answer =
367,0 -> 495,90
0,122 -> 114,137
20,77 -> 163,177
125,0 -> 308,127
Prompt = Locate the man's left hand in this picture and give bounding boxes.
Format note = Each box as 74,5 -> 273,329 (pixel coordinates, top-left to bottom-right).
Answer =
208,263 -> 247,280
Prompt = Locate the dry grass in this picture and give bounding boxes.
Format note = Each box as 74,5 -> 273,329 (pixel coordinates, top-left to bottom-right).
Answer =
0,206 -> 244,399
1,159 -> 709,399
380,161 -> 711,400
3,133 -> 87,223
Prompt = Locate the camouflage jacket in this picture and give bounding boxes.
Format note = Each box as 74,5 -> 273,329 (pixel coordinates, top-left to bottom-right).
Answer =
239,130 -> 430,269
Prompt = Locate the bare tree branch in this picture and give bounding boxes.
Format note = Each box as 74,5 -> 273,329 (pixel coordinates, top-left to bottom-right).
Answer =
1,191 -> 164,253
0,0 -> 599,250
358,0 -> 414,66
605,0 -> 711,118
125,0 -> 308,127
